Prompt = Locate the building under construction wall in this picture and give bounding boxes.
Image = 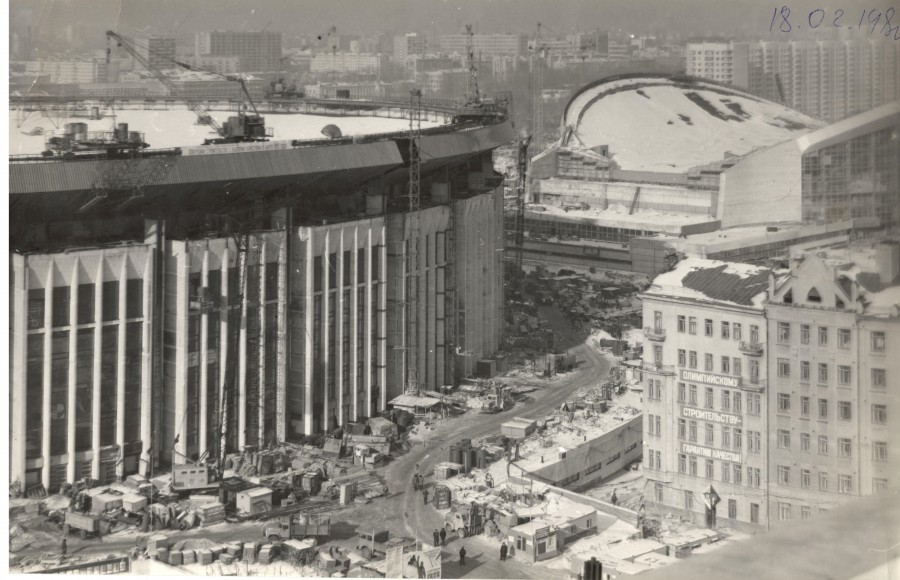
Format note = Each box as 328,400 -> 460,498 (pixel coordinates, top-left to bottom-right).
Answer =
9,98 -> 514,491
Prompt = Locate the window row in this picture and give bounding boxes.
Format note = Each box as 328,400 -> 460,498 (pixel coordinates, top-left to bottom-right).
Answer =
678,350 -> 754,378
676,315 -> 760,343
776,466 -> 855,494
658,485 -> 762,523
677,454 -> 762,487
776,322 -> 885,353
677,420 -> 762,452
678,383 -> 761,415
778,394 -> 887,424
789,432 -> 888,460
27,281 -> 144,329
780,359 -> 856,386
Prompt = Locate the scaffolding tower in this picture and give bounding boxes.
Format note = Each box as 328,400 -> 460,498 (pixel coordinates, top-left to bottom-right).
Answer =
406,89 -> 423,395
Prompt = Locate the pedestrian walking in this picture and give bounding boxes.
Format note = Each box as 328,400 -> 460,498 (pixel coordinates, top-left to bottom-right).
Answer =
610,489 -> 619,506
433,529 -> 440,547
439,527 -> 447,546
459,546 -> 466,566
422,488 -> 429,505
61,537 -> 67,557
500,542 -> 508,561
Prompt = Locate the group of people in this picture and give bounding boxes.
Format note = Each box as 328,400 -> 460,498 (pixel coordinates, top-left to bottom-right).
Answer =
431,528 -> 447,547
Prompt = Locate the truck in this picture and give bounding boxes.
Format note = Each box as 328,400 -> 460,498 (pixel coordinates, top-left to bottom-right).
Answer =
63,511 -> 102,540
355,529 -> 416,560
262,513 -> 331,543
444,503 -> 487,539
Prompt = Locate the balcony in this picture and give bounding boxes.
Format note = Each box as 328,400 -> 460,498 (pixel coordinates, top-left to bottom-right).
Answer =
739,341 -> 764,356
745,378 -> 767,392
644,327 -> 667,341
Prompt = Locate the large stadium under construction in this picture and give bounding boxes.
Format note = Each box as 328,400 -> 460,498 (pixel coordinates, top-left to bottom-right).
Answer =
8,95 -> 514,490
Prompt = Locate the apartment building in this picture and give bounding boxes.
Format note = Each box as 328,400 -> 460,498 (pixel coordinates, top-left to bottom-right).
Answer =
642,258 -> 776,531
198,30 -> 283,72
135,36 -> 176,71
21,60 -> 108,84
440,33 -> 528,58
310,53 -> 387,75
394,33 -> 428,63
765,241 -> 900,524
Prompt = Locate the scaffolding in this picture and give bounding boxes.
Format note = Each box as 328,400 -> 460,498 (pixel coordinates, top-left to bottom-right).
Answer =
406,89 -> 423,395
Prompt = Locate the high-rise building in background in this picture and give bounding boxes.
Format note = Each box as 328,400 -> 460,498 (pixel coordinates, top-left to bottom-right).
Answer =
687,39 -> 900,123
196,30 -> 283,72
135,36 -> 176,72
394,33 -> 428,63
440,33 -> 528,58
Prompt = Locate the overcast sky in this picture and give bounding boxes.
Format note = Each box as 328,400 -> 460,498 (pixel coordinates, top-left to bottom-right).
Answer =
11,0 -> 893,41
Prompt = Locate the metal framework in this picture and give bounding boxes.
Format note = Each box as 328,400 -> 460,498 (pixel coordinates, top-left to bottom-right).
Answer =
465,24 -> 481,105
514,135 -> 532,272
532,23 -> 546,153
406,89 -> 422,395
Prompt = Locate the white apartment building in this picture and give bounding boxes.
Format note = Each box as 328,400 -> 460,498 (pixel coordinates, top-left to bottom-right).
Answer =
310,53 -> 387,75
440,33 -> 528,58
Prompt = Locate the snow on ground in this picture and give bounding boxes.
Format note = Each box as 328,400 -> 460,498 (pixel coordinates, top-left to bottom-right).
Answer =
9,106 -> 441,155
528,200 -> 714,229
569,78 -> 823,172
622,328 -> 644,348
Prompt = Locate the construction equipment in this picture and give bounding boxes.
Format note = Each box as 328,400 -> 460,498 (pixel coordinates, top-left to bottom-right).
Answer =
262,513 -> 331,543
63,511 -> 102,540
443,502 -> 487,538
170,449 -> 220,496
105,30 -> 272,144
268,55 -> 302,99
530,23 -> 547,153
44,121 -> 148,158
405,89 -> 423,396
355,529 -> 416,560
464,24 -> 481,106
514,134 -> 532,272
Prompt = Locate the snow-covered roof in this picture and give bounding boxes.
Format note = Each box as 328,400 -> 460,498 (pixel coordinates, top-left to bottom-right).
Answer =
797,101 -> 900,155
524,201 -> 714,234
565,77 -> 823,173
801,243 -> 900,316
646,257 -> 780,309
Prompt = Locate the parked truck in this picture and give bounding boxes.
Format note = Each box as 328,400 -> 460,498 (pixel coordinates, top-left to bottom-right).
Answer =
262,513 -> 331,543
444,502 -> 487,538
355,529 -> 416,560
63,511 -> 102,540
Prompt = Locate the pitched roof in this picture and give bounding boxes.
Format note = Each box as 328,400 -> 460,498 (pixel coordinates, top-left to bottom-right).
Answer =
680,264 -> 771,307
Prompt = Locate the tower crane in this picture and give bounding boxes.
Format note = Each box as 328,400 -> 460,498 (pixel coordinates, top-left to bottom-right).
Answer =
105,30 -> 272,144
464,24 -> 481,106
514,134 -> 532,273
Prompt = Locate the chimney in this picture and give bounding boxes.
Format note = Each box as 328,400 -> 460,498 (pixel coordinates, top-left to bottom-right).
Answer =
875,241 -> 900,285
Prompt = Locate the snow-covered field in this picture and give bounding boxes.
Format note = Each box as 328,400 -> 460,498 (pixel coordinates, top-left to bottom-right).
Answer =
9,106 -> 441,155
568,78 -> 823,173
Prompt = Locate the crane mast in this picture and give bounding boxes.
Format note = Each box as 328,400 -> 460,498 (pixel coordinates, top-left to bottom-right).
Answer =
514,135 -> 532,272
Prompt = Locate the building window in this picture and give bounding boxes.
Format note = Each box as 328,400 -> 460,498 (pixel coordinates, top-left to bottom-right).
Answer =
705,423 -> 714,445
734,464 -> 742,485
801,361 -> 810,381
689,456 -> 698,476
751,503 -> 759,523
873,404 -> 887,424
654,311 -> 663,332
750,431 -> 761,453
721,356 -> 730,374
678,315 -> 686,333
800,324 -> 810,344
778,322 -> 791,343
678,349 -> 686,366
734,392 -> 742,413
801,469 -> 810,488
689,421 -> 697,442
818,363 -> 829,384
801,505 -> 811,519
751,467 -> 761,487
818,326 -> 828,346
777,358 -> 793,378
705,319 -> 713,337
778,429 -> 791,449
733,323 -> 742,341
873,441 -> 888,462
734,428 -> 742,450
653,345 -> 663,365
689,385 -> 698,405
722,390 -> 731,411
722,322 -> 730,339
722,426 -> 731,448
819,472 -> 829,491
838,475 -> 852,494
838,401 -> 851,421
705,353 -> 713,372
778,393 -> 791,413
819,398 -> 828,420
655,483 -> 664,502
874,479 -> 888,494
689,317 -> 697,335
678,418 -> 687,439
685,491 -> 694,510
689,351 -> 697,369
819,435 -> 829,455
838,328 -> 851,349
779,502 -> 791,520
872,368 -> 886,388
750,359 -> 759,383
733,357 -> 741,377
801,432 -> 810,452
872,331 -> 885,353
678,382 -> 686,402
838,365 -> 851,386
801,396 -> 810,417
678,453 -> 687,473
748,393 -> 761,415
728,498 -> 737,519
838,437 -> 852,457
750,325 -> 759,343
705,387 -> 714,409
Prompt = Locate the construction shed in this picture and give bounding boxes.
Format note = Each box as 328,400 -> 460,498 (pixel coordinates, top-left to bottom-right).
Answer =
508,519 -> 563,563
501,418 -> 537,439
236,487 -> 273,515
388,394 -> 443,415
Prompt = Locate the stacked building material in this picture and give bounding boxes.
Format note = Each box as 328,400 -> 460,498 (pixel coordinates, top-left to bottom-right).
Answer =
243,542 -> 258,563
197,549 -> 214,565
155,547 -> 169,562
196,503 -> 226,526
257,544 -> 274,565
218,553 -> 235,565
182,550 -> 196,565
168,551 -> 183,566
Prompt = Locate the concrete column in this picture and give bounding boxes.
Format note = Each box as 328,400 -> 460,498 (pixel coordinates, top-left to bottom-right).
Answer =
66,259 -> 79,484
322,231 -> 330,432
199,248 -> 209,458
364,229 -> 373,418
336,231 -> 344,426
275,234 -> 288,442
303,236 -> 314,435
174,247 -> 189,461
238,241 -> 249,450
10,255 -> 27,487
258,241 -> 267,446
117,260 -> 127,479
350,227 -> 359,421
140,254 -> 153,476
41,263 -> 53,489
379,230 -> 387,410
91,257 -> 103,480
426,228 -> 437,389
435,231 -> 446,388
218,247 -> 230,458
